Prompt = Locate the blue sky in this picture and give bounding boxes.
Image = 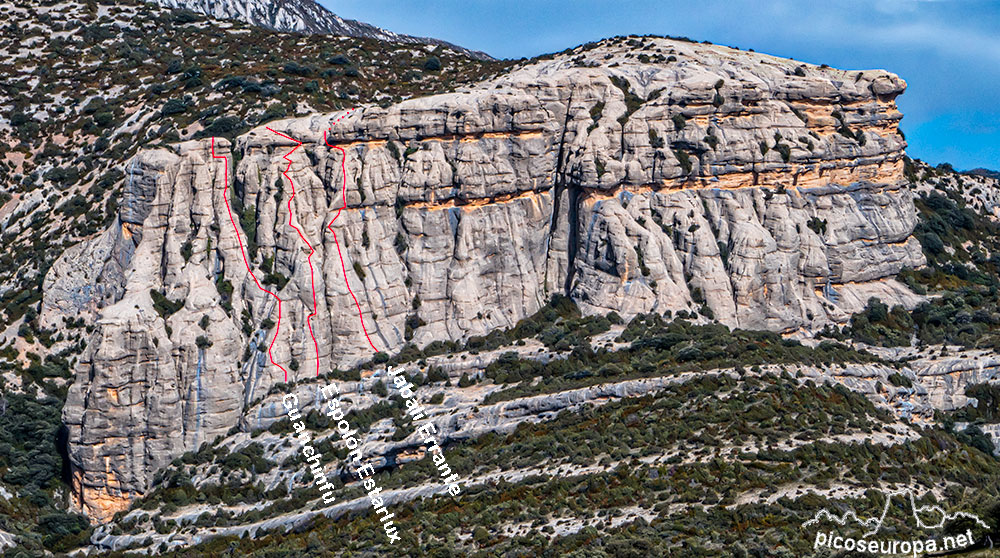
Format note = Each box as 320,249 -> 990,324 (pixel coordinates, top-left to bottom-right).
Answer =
323,0 -> 1000,171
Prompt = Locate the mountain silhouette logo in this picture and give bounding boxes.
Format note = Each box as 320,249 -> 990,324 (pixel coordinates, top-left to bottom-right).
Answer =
804,487 -> 989,537
804,488 -> 990,556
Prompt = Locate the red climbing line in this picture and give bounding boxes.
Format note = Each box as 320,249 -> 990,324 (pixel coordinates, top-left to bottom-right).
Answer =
211,138 -> 290,383
325,109 -> 380,353
329,109 -> 354,127
266,127 -> 323,377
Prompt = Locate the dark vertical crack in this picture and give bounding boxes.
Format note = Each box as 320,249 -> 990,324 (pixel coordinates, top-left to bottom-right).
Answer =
563,169 -> 583,296
547,90 -> 579,296
547,90 -> 575,241
57,424 -> 72,486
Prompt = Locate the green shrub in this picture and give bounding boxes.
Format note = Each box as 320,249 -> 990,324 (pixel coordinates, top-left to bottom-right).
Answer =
93,111 -> 114,128
953,383 -> 1000,422
215,278 -> 234,314
806,217 -> 827,235
263,272 -> 289,289
674,149 -> 692,174
57,195 -> 87,217
282,62 -> 314,76
589,101 -> 605,129
238,204 -> 257,258
847,298 -> 914,347
160,98 -> 187,116
220,442 -> 273,474
260,103 -> 287,123
887,372 -> 912,388
150,290 -> 184,318
327,54 -> 351,65
775,142 -> 791,163
610,76 -> 644,124
200,116 -> 242,138
648,129 -> 664,148
38,512 -> 91,551
423,56 -> 442,71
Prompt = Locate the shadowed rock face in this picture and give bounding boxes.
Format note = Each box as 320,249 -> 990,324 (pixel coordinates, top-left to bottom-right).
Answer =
43,38 -> 925,521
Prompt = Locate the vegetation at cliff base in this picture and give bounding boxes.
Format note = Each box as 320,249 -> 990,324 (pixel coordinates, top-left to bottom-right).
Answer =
0,391 -> 91,554
484,310 -> 881,402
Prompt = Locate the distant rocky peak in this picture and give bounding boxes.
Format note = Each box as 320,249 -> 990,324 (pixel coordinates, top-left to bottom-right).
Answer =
146,0 -> 492,60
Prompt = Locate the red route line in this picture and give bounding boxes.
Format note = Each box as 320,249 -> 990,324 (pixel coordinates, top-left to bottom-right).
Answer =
210,110 -> 377,385
266,127 -> 323,378
211,138 -> 290,383
325,110 -> 379,353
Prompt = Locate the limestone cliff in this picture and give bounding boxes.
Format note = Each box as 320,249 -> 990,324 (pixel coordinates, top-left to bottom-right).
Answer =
43,37 -> 925,520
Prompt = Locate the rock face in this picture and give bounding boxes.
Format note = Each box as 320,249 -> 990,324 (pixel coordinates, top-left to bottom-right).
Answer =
44,38 -> 926,520
51,143 -> 247,521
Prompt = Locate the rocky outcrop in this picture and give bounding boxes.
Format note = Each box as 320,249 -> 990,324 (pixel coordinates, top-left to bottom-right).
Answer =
53,143 -> 248,521
914,351 -> 1000,411
44,37 -> 926,520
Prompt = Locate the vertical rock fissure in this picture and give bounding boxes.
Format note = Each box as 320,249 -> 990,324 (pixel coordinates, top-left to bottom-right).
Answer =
547,91 -> 582,296
546,90 -> 575,264
193,347 -> 204,449
563,166 -> 584,296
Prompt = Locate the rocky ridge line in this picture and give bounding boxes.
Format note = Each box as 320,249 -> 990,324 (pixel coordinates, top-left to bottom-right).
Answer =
147,0 -> 493,60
